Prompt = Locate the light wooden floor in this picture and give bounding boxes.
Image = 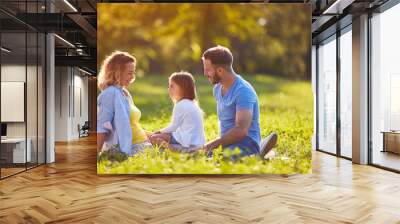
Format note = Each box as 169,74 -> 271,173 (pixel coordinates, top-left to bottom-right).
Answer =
0,135 -> 400,224
1,163 -> 45,178
1,167 -> 26,178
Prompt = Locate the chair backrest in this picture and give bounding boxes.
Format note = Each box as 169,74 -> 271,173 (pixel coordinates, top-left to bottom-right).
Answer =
82,121 -> 90,129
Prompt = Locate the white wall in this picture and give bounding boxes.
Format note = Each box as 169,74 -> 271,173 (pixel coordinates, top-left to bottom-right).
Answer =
55,67 -> 69,141
73,72 -> 89,137
54,67 -> 89,141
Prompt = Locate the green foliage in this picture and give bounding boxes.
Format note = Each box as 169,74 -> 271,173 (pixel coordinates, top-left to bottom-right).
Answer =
97,4 -> 310,79
97,74 -> 313,174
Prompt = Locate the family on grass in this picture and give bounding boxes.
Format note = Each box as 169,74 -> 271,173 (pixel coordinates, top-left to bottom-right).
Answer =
97,46 -> 277,160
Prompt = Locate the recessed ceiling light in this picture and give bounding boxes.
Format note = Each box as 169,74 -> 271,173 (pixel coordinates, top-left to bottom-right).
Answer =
1,47 -> 11,53
78,67 -> 93,76
323,0 -> 355,15
54,34 -> 75,48
63,0 -> 78,12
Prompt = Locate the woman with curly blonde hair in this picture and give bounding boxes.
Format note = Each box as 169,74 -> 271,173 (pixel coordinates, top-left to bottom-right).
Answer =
97,51 -> 151,156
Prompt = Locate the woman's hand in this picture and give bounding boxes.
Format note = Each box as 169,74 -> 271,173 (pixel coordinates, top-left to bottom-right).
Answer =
97,133 -> 108,154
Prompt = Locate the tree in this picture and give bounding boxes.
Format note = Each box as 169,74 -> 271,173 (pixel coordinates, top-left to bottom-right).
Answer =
97,3 -> 310,79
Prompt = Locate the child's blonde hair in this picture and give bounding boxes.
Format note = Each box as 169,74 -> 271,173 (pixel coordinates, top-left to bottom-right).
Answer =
98,51 -> 136,90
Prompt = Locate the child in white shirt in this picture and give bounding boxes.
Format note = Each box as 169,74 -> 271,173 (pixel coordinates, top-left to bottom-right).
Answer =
149,71 -> 206,151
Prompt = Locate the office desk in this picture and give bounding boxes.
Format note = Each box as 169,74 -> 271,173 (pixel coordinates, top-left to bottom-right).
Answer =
381,131 -> 400,154
1,138 -> 31,164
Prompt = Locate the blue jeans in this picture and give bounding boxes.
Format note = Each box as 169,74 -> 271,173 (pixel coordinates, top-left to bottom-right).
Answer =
207,136 -> 260,159
131,141 -> 152,156
170,134 -> 180,145
227,136 -> 260,157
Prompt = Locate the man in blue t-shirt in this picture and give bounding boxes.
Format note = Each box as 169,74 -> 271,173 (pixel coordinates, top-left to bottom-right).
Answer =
202,45 -> 277,158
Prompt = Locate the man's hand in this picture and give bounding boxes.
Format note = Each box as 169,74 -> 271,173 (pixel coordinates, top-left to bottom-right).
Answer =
149,133 -> 171,146
203,140 -> 221,152
147,130 -> 161,139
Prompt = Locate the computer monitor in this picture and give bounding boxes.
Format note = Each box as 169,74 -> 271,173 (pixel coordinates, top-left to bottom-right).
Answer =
1,123 -> 7,137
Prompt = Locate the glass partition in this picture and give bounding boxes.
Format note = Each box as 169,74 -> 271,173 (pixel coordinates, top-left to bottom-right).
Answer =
370,3 -> 400,171
1,30 -> 28,177
0,1 -> 46,179
317,35 -> 337,154
339,27 -> 352,158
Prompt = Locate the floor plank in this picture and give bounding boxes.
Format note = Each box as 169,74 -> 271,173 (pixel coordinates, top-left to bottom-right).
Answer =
0,135 -> 399,223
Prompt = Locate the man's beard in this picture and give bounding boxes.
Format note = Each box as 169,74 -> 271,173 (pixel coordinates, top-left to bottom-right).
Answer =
209,73 -> 221,84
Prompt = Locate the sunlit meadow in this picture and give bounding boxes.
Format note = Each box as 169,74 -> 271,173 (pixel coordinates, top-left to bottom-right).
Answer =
97,74 -> 312,174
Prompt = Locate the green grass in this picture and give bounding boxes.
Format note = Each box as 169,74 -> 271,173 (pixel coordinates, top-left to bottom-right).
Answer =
97,74 -> 313,174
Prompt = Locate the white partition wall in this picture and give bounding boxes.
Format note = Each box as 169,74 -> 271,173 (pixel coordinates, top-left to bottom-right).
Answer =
55,67 -> 89,141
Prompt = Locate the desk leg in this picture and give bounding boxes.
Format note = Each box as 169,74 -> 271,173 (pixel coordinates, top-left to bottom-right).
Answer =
382,133 -> 386,153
